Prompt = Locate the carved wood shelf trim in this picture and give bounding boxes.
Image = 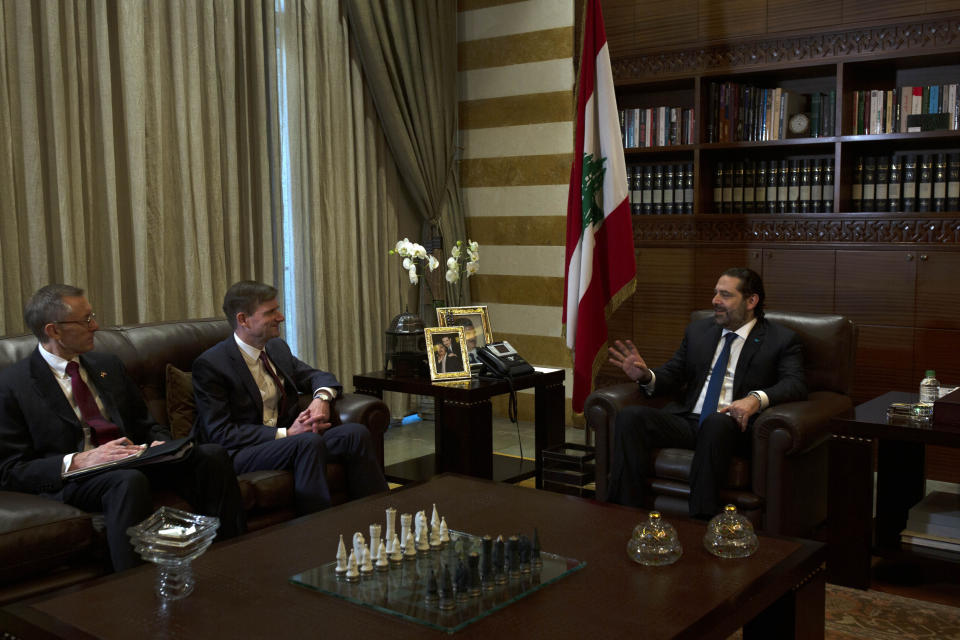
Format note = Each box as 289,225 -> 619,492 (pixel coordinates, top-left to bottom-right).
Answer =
632,215 -> 960,245
612,16 -> 960,83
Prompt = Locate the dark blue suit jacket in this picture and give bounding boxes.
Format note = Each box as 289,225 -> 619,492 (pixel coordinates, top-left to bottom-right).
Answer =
191,336 -> 341,453
0,348 -> 171,495
650,316 -> 807,416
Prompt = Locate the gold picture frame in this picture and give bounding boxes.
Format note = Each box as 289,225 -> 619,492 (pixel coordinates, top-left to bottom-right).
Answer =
425,326 -> 471,381
435,306 -> 493,363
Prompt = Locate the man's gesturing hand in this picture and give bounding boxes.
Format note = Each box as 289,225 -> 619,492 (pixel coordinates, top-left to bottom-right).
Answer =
608,339 -> 652,384
71,437 -> 145,471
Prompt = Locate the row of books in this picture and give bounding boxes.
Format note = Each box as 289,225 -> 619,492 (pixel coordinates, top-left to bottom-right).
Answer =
619,107 -> 695,149
851,85 -> 960,135
705,82 -> 836,143
627,163 -> 694,214
900,491 -> 960,559
851,152 -> 960,212
710,158 -> 835,214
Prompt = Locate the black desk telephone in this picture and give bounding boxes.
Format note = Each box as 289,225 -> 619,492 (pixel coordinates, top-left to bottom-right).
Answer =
476,341 -> 534,378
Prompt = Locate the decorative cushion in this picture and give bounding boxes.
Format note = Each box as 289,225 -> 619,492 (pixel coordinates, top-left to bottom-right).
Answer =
165,364 -> 196,439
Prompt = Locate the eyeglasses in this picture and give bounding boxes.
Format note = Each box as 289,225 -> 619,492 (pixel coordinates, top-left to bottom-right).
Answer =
55,313 -> 97,328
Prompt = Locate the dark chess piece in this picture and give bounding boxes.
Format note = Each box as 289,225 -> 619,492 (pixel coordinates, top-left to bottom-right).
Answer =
424,566 -> 439,603
507,535 -> 520,579
481,535 -> 493,588
454,559 -> 469,603
532,528 -> 543,570
494,536 -> 507,585
468,552 -> 481,597
518,534 -> 531,574
439,564 -> 455,610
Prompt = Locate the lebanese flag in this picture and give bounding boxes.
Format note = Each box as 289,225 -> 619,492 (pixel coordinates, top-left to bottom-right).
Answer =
562,0 -> 636,413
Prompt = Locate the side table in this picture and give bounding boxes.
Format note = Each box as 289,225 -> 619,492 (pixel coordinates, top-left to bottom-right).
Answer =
828,390 -> 960,588
353,369 -> 565,488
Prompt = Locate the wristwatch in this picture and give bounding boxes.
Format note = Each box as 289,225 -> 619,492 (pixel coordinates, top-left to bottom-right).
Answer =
313,390 -> 333,402
749,391 -> 763,406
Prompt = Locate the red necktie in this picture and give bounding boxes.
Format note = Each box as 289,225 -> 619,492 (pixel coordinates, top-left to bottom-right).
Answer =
259,351 -> 288,417
64,361 -> 121,446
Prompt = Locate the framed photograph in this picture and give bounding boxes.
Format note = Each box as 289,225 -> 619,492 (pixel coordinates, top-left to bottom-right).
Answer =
435,306 -> 493,363
425,326 -> 471,381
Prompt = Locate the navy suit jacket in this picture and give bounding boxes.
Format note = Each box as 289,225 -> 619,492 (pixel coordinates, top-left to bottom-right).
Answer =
650,316 -> 807,416
191,336 -> 341,453
0,348 -> 171,495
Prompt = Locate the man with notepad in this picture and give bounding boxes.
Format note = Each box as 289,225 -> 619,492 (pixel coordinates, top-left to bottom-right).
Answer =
0,285 -> 245,572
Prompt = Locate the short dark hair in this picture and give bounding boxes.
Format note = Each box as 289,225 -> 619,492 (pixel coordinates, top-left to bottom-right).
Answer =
222,281 -> 278,329
722,267 -> 765,319
24,284 -> 85,342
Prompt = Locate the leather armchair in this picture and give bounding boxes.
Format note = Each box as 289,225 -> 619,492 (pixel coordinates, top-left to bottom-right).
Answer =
585,310 -> 856,537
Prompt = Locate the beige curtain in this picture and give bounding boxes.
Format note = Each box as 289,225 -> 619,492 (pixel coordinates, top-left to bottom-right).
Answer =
0,0 -> 279,335
273,0 -> 407,385
343,0 -> 466,310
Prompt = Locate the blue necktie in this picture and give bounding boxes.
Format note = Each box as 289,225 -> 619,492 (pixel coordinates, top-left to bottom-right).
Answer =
698,332 -> 738,426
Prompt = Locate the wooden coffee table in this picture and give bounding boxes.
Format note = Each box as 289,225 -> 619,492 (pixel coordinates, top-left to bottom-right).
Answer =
1,475 -> 824,639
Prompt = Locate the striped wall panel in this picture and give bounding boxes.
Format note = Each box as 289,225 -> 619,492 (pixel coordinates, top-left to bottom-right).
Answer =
458,0 -> 576,423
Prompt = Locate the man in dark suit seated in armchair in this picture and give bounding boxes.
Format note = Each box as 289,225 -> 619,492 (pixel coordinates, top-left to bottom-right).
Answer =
0,285 -> 244,572
605,267 -> 807,519
191,281 -> 387,515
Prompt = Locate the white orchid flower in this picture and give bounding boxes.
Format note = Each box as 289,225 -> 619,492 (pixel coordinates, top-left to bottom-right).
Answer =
468,240 -> 479,253
402,257 -> 413,270
408,266 -> 419,284
427,255 -> 439,271
446,257 -> 457,270
445,269 -> 459,283
395,238 -> 412,256
466,261 -> 479,276
451,244 -> 461,258
411,243 -> 427,259
467,249 -> 479,263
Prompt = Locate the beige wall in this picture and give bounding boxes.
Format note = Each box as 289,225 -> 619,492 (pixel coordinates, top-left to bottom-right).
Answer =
457,0 -> 577,422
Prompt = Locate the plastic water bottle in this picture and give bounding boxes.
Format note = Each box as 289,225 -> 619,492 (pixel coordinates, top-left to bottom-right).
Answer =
919,370 -> 940,405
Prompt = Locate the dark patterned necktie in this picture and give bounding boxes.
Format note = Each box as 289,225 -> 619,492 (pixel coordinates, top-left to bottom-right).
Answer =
698,332 -> 738,427
64,361 -> 121,446
259,351 -> 287,417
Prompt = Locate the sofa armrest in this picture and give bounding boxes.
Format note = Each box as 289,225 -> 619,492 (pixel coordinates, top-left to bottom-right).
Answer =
751,390 -> 852,490
584,382 -> 661,501
333,392 -> 390,468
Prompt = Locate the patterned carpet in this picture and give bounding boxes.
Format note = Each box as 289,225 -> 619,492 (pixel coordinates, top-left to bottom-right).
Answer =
726,584 -> 960,639
820,585 -> 960,640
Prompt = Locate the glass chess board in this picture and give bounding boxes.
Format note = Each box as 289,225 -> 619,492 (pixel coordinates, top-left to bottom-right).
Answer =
289,530 -> 586,634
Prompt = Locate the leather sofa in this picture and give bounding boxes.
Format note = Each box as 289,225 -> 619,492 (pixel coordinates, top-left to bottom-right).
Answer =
0,318 -> 389,604
584,310 -> 856,537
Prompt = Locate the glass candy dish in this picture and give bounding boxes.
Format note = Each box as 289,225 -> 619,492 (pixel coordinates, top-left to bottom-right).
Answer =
703,504 -> 758,559
127,506 -> 220,600
626,511 -> 682,566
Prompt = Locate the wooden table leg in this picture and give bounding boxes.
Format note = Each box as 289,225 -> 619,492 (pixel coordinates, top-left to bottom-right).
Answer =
743,565 -> 825,640
876,439 -> 924,549
827,432 -> 874,589
435,397 -> 494,479
534,377 -> 566,489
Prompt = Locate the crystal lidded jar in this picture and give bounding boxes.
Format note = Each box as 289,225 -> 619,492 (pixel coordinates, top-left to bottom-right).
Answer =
703,504 -> 759,559
626,511 -> 682,566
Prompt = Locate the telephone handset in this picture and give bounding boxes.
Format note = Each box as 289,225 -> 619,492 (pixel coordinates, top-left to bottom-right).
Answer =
476,340 -> 534,378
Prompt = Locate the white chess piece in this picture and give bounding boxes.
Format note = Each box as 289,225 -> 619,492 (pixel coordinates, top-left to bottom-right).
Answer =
385,507 -> 397,543
417,524 -> 430,552
389,534 -> 403,563
353,531 -> 365,560
414,510 -> 426,544
376,539 -> 389,570
369,524 -> 381,549
400,514 -> 412,549
431,503 -> 441,532
345,550 -> 360,582
335,534 -> 348,574
404,530 -> 417,558
440,517 -> 450,543
360,545 -> 374,573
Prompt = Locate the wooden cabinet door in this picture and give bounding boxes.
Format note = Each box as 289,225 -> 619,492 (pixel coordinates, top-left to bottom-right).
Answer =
836,250 -> 916,327
759,249 -> 836,315
915,251 -> 960,331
